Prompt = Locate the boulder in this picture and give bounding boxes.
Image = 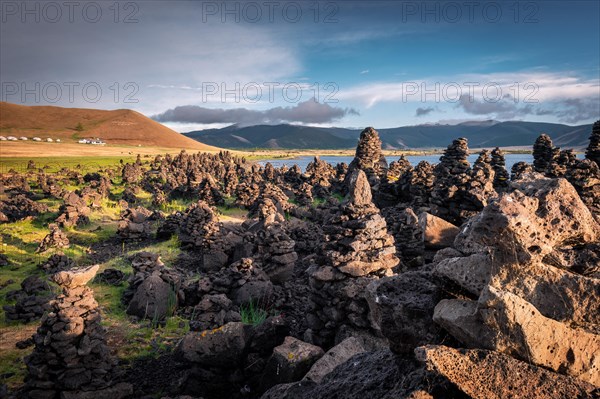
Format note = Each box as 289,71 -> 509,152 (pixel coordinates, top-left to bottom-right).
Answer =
176,322 -> 249,367
415,345 -> 598,399
433,253 -> 491,295
366,271 -> 445,354
126,274 -> 174,321
303,337 -> 366,383
262,336 -> 324,389
418,213 -> 459,249
479,286 -> 600,385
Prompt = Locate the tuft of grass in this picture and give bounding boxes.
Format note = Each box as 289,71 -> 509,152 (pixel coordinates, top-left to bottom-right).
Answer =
240,300 -> 269,326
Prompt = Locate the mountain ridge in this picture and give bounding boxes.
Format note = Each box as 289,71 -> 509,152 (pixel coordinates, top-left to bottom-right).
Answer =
184,121 -> 595,150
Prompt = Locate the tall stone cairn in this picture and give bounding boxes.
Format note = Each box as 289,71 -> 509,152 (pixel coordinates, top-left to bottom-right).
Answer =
430,138 -> 473,224
308,169 -> 398,347
24,265 -> 132,399
347,127 -> 388,188
532,134 -> 559,173
491,147 -> 509,189
585,120 -> 600,166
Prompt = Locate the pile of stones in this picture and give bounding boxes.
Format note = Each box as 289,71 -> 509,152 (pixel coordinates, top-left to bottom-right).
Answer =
117,206 -> 155,241
0,194 -> 49,223
396,161 -> 435,209
3,275 -> 53,323
490,147 -> 509,189
181,257 -> 272,332
249,200 -> 298,284
55,192 -> 91,228
39,253 -> 74,274
533,133 -> 559,173
346,127 -> 388,189
122,251 -> 183,321
382,206 -> 424,268
37,224 -> 70,253
23,265 -> 132,398
430,138 -> 474,224
307,169 -> 399,347
586,120 -> 600,166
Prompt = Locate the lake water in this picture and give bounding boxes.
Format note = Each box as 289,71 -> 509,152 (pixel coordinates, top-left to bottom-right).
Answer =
259,154 -> 537,172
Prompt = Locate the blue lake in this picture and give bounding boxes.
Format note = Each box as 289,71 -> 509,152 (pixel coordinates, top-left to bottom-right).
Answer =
259,154 -> 539,172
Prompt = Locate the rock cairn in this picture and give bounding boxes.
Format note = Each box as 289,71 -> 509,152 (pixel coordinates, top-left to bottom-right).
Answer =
122,251 -> 182,313
122,162 -> 142,183
3,276 -> 53,323
295,182 -> 314,206
490,147 -> 509,189
510,161 -> 533,180
117,207 -> 154,241
39,253 -> 74,274
585,120 -> 600,166
234,182 -> 261,209
0,195 -> 49,223
179,257 -> 273,332
56,192 -> 91,228
430,138 -> 474,224
308,169 -> 398,347
37,224 -> 70,253
346,127 -> 388,189
251,200 -> 298,284
533,133 -> 559,173
396,161 -> 434,208
382,206 -> 424,268
197,176 -> 225,207
23,265 -> 132,399
566,159 -> 600,218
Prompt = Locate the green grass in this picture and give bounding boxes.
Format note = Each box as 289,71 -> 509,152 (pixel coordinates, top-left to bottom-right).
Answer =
240,300 -> 269,326
0,156 -> 134,174
0,339 -> 33,390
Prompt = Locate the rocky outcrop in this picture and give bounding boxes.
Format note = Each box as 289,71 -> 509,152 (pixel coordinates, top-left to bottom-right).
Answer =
308,170 -> 398,347
431,173 -> 600,386
23,265 -> 132,399
415,345 -> 598,399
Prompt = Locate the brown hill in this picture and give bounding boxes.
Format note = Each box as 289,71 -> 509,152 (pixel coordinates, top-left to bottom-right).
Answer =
0,102 -> 218,150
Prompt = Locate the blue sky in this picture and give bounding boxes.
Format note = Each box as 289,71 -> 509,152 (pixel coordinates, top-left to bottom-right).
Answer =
1,1 -> 599,130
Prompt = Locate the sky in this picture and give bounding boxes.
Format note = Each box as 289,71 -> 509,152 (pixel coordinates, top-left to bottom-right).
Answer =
1,0 -> 599,131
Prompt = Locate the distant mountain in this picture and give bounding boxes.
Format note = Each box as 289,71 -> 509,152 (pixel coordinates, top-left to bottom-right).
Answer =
0,102 -> 218,150
184,121 -> 595,150
184,124 -> 358,149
